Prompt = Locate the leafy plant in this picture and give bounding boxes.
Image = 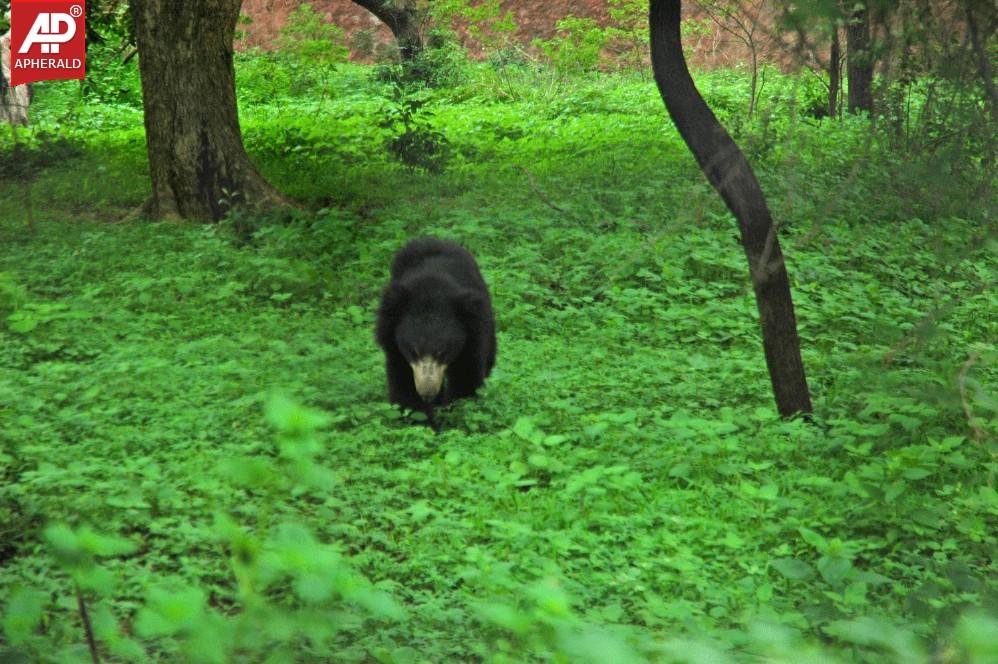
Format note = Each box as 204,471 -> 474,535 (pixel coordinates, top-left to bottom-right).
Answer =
427,0 -> 518,55
606,0 -> 649,68
275,3 -> 349,64
374,27 -> 470,88
424,0 -> 520,94
271,2 -> 349,95
534,16 -> 610,76
378,83 -> 451,173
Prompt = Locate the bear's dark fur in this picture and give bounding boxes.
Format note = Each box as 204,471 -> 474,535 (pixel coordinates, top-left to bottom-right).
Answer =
375,238 -> 496,417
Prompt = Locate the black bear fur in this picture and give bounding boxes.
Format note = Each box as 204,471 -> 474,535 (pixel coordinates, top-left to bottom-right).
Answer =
375,238 -> 496,416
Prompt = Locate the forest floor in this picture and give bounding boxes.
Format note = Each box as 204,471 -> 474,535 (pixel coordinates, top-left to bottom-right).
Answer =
1,59 -> 996,662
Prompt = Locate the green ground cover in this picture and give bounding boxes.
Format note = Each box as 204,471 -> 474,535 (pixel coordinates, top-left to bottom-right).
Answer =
1,56 -> 995,662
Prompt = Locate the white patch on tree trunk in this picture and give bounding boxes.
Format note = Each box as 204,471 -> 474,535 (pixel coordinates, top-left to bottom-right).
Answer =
1,31 -> 31,126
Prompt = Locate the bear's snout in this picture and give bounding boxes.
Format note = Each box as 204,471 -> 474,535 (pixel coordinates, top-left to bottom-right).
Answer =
411,357 -> 447,402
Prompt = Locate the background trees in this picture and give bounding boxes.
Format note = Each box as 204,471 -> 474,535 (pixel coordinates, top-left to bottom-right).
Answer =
844,2 -> 873,114
351,0 -> 423,60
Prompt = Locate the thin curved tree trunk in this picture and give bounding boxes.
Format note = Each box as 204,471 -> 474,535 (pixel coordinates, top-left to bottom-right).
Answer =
351,0 -> 423,60
649,0 -> 812,417
130,0 -> 287,222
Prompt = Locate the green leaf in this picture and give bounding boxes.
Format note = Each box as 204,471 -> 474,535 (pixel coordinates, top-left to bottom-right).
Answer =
885,480 -> 906,503
264,393 -> 331,435
475,602 -> 530,635
770,557 -> 816,581
77,567 -> 119,594
353,587 -> 407,621
721,531 -> 744,548
218,456 -> 278,488
817,556 -> 853,586
77,529 -> 137,558
7,314 -> 38,333
798,527 -> 828,552
852,570 -> 892,586
668,462 -> 691,479
528,453 -> 551,468
824,617 -> 926,660
134,586 -> 206,638
843,581 -> 869,606
902,468 -> 933,480
758,483 -> 779,500
2,588 -> 48,645
954,613 -> 998,661
512,417 -> 537,441
43,523 -> 80,559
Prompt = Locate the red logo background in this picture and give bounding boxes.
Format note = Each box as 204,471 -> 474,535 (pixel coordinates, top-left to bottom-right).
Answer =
10,0 -> 86,86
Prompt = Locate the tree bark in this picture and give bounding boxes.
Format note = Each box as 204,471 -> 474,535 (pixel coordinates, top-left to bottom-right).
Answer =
965,0 -> 998,128
845,2 -> 873,114
1,31 -> 30,126
130,0 -> 287,222
828,24 -> 841,118
649,0 -> 812,417
351,0 -> 423,60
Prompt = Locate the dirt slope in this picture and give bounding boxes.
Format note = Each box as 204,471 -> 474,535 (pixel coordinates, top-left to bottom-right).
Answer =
238,1 -> 790,68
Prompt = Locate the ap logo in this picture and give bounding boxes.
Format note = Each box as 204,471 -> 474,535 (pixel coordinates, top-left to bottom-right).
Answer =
19,11 -> 78,54
10,1 -> 86,86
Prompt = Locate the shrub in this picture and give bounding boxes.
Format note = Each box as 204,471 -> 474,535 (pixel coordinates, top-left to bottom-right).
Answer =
534,16 -> 610,76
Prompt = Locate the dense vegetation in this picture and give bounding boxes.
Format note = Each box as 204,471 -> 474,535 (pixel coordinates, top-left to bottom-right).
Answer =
1,24 -> 996,663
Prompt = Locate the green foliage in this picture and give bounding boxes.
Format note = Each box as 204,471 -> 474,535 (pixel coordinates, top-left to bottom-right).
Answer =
275,2 -> 349,64
533,17 -> 610,76
0,129 -> 84,181
350,27 -> 377,59
375,28 -> 471,89
378,83 -> 452,173
2,398 -> 403,662
234,2 -> 349,98
80,44 -> 143,107
1,49 -> 996,663
421,0 -> 523,96
428,0 -> 518,55
606,0 -> 650,68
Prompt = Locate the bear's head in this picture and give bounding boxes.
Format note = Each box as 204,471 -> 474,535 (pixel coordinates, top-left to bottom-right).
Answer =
387,274 -> 484,403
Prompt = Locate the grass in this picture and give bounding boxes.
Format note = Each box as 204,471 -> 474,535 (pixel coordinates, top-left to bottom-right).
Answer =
0,54 -> 996,662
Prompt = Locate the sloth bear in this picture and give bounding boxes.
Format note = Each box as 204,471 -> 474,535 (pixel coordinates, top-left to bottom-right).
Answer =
375,238 -> 496,421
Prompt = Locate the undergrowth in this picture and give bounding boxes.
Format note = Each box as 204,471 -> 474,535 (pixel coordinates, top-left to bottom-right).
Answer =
0,49 -> 995,663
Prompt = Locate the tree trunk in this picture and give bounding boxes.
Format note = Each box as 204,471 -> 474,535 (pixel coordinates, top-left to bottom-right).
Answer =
649,0 -> 812,417
965,0 -> 998,128
845,2 -> 873,114
130,0 -> 287,222
828,24 -> 841,118
1,31 -> 30,126
351,0 -> 423,60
